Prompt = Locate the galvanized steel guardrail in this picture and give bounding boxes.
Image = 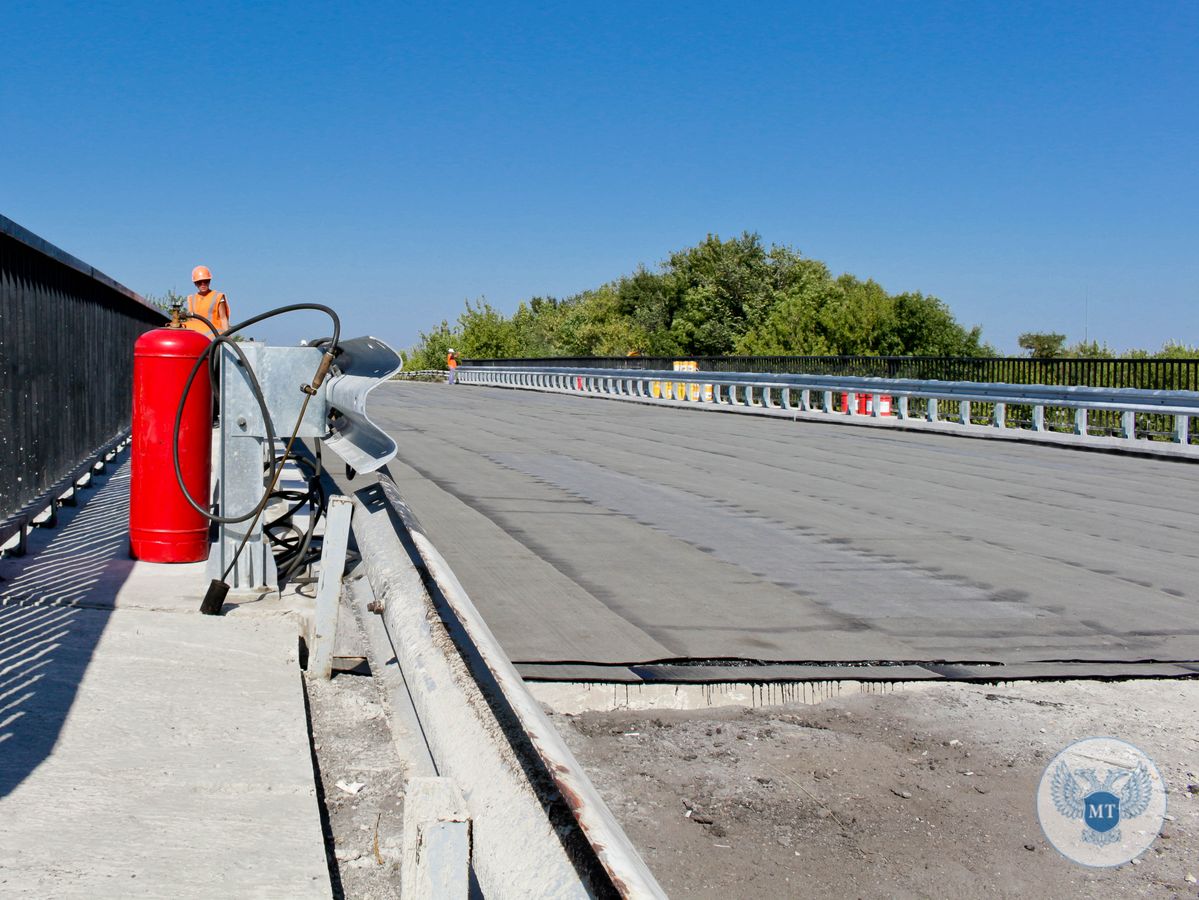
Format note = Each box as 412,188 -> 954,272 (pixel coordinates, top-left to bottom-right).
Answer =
464,354 -> 1199,393
391,369 -> 447,380
458,364 -> 1199,449
352,473 -> 667,898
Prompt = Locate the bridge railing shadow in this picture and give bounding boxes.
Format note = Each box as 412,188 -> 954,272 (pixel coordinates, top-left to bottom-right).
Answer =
0,450 -> 134,798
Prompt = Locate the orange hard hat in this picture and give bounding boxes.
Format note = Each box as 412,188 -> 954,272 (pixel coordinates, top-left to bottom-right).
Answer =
191,265 -> 212,283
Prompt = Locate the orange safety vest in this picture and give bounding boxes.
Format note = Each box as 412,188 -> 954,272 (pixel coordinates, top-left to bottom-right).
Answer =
184,291 -> 230,336
447,353 -> 459,369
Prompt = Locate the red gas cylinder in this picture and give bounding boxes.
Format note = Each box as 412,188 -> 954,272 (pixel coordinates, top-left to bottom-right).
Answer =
129,325 -> 212,562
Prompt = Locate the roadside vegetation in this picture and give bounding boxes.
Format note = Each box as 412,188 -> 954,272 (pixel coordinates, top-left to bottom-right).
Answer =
404,233 -> 1197,373
404,233 -> 990,369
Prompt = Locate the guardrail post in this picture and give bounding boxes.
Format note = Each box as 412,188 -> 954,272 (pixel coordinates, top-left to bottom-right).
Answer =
781,387 -> 792,410
871,393 -> 881,418
1121,410 -> 1136,440
897,395 -> 909,420
994,402 -> 1005,428
960,400 -> 971,425
310,496 -> 353,680
822,390 -> 832,413
927,398 -> 939,422
1175,415 -> 1190,445
800,389 -> 811,411
1074,407 -> 1088,436
845,392 -> 856,415
1032,405 -> 1045,431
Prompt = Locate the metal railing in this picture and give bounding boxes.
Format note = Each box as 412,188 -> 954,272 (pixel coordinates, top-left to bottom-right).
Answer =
464,355 -> 1199,392
457,364 -> 1199,452
392,369 -> 447,381
0,214 -> 166,547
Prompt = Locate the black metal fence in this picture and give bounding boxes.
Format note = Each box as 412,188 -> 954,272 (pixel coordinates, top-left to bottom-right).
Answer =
463,355 -> 1199,392
0,214 -> 166,531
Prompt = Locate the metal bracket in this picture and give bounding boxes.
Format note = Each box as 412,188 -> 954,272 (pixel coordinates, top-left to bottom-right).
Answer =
208,337 -> 401,594
209,343 -> 328,593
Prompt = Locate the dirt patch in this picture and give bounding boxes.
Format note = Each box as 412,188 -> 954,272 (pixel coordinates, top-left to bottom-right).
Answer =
553,680 -> 1199,898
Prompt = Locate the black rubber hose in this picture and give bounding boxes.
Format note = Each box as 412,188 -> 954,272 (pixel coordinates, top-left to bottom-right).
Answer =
278,475 -> 325,581
222,303 -> 340,347
268,453 -> 326,579
172,333 -> 279,523
173,303 -> 342,586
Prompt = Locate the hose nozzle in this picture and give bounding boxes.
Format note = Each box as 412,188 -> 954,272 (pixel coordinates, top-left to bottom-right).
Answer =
200,579 -> 230,615
301,350 -> 337,396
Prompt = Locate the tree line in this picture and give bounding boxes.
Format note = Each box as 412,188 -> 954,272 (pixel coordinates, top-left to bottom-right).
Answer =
404,233 -> 1195,369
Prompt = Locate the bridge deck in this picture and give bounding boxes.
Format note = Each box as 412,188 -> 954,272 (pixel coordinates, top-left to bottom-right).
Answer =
370,382 -> 1199,681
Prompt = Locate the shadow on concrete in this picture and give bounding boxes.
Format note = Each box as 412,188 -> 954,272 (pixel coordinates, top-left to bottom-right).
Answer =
0,451 -> 133,798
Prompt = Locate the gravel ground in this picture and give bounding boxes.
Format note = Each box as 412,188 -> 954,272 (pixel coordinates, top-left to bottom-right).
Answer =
554,680 -> 1199,899
305,652 -> 409,898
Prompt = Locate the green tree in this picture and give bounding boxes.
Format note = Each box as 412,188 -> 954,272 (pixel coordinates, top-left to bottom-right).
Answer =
404,319 -> 456,370
1061,340 -> 1115,359
887,293 -> 990,356
404,233 -> 993,362
1017,332 -> 1066,358
456,300 -> 519,359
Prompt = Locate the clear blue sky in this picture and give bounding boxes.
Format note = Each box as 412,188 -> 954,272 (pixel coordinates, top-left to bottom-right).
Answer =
3,1 -> 1196,354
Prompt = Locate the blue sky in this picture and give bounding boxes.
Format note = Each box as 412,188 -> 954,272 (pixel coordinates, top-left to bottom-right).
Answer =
3,1 -> 1196,353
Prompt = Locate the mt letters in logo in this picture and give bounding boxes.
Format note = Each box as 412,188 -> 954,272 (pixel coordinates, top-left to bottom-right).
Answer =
1037,737 -> 1167,866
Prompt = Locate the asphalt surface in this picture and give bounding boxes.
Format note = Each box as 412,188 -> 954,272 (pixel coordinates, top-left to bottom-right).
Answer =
367,382 -> 1199,681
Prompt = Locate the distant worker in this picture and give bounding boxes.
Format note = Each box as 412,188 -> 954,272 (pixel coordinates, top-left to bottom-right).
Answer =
183,265 -> 231,336
446,348 -> 459,385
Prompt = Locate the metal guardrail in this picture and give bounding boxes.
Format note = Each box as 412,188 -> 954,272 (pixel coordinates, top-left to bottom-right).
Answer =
0,214 -> 165,549
392,369 -> 447,380
374,477 -> 666,898
352,473 -> 666,898
464,354 -> 1199,392
458,365 -> 1199,450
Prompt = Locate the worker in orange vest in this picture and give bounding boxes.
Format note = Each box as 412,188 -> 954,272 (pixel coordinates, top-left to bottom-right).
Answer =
183,265 -> 231,336
446,348 -> 459,385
